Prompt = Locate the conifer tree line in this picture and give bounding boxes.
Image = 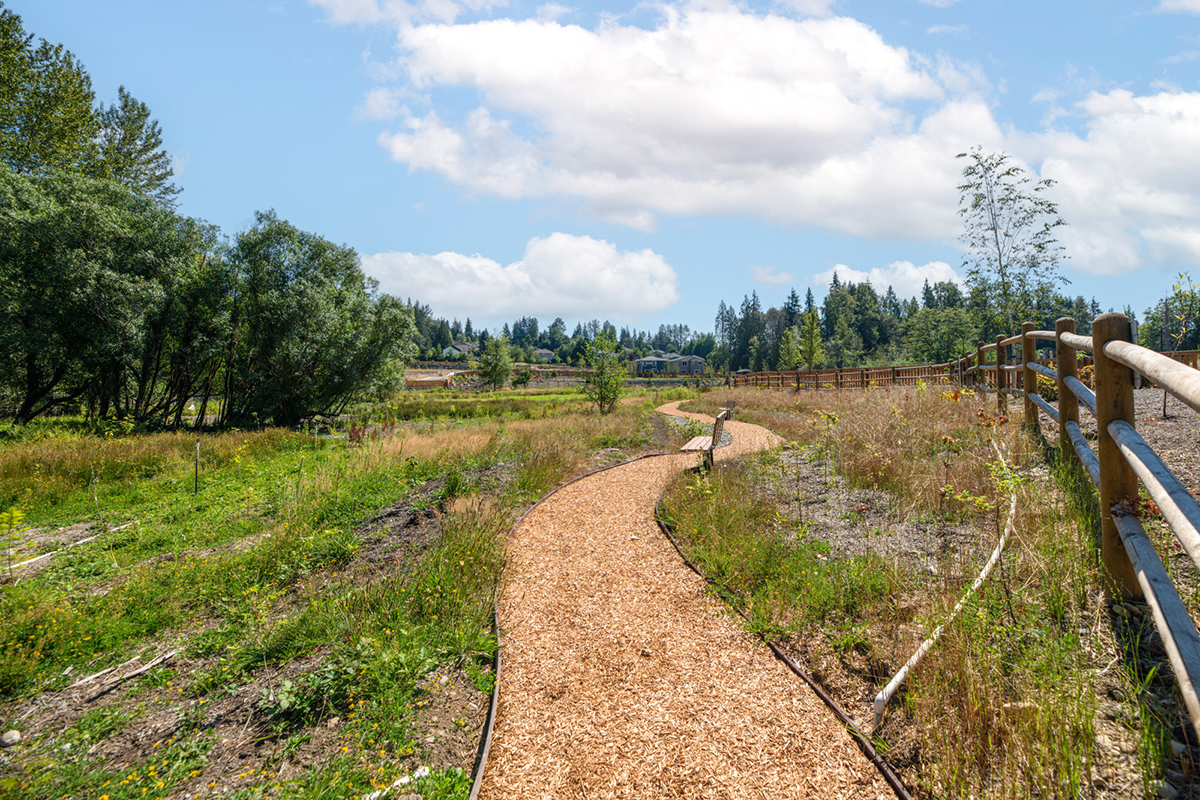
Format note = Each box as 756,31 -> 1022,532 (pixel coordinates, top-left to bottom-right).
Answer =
415,308 -> 716,367
707,278 -> 1110,373
0,4 -> 415,426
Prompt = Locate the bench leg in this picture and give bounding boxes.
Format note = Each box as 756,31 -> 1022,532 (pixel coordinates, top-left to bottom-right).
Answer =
703,449 -> 714,471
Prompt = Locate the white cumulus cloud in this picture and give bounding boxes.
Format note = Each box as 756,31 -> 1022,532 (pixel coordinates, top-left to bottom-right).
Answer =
373,5 -> 993,238
336,1 -> 1200,279
1024,89 -> 1200,276
812,260 -> 962,299
359,233 -> 679,321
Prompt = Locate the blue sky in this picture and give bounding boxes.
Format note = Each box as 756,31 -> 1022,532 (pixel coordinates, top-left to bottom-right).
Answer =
16,0 -> 1200,334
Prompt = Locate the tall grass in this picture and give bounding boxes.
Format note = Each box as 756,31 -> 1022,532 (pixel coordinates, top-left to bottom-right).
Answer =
0,428 -> 303,511
673,385 -> 1106,796
3,392 -> 656,799
658,463 -> 896,639
0,394 -> 666,699
683,383 -> 1019,519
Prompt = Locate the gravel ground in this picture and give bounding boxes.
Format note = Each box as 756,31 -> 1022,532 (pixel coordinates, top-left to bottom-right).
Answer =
1127,388 -> 1200,497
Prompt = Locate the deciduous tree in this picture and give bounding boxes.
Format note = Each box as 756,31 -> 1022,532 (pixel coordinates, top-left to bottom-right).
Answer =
583,330 -> 623,414
96,86 -> 179,204
220,211 -> 415,427
0,4 -> 99,175
957,146 -> 1067,334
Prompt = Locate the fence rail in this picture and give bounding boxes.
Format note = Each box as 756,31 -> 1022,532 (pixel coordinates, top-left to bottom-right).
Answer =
731,319 -> 1200,742
731,349 -> 1200,392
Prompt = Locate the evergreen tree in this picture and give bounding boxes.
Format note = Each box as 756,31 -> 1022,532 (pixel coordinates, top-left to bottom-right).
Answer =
783,288 -> 802,329
921,279 -> 936,309
776,327 -> 800,370
883,285 -> 902,318
478,335 -> 512,390
733,292 -> 764,370
798,310 -> 825,371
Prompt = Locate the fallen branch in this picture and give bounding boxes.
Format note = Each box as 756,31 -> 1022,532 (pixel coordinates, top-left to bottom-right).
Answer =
68,654 -> 142,690
86,650 -> 179,702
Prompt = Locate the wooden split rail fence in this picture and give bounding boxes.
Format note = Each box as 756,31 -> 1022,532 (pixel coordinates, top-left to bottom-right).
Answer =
966,314 -> 1200,743
733,350 -> 1199,391
735,317 -> 1200,742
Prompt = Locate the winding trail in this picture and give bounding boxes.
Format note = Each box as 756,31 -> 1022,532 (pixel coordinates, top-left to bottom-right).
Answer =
479,402 -> 885,799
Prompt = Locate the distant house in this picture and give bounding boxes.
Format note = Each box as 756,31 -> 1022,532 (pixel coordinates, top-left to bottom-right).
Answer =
635,356 -> 669,374
441,341 -> 478,358
669,354 -> 706,375
533,348 -> 555,362
636,354 -> 705,375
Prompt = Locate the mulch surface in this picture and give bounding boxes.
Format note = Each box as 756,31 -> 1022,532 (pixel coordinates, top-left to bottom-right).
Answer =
479,403 -> 887,799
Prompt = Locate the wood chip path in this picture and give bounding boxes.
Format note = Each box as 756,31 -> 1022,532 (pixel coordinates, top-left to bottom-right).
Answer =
479,401 -> 887,799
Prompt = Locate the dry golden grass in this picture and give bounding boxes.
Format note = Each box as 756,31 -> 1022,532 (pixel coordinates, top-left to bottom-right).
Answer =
678,385 -> 1106,797
685,384 -> 1030,521
0,428 -> 302,509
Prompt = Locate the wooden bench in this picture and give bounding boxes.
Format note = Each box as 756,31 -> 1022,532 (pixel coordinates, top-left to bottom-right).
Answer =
681,410 -> 727,470
720,400 -> 736,421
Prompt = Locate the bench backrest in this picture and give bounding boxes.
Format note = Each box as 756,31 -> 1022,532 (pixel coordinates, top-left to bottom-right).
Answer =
711,410 -> 727,447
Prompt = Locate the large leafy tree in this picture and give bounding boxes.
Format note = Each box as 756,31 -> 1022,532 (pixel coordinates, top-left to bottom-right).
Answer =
957,147 -> 1067,334
96,86 -> 179,205
0,3 -> 99,175
0,167 -> 198,422
220,211 -> 416,427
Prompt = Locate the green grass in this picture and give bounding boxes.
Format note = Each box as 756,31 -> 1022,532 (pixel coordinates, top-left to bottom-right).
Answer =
657,459 -> 896,641
663,387 -> 1107,797
0,391 -> 676,800
379,387 -> 594,421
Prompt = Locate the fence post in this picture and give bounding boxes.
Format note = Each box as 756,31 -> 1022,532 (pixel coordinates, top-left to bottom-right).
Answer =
995,334 -> 1007,415
860,368 -> 866,389
975,341 -> 984,389
1022,322 -> 1037,434
1055,318 -> 1080,469
1093,312 -> 1142,601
